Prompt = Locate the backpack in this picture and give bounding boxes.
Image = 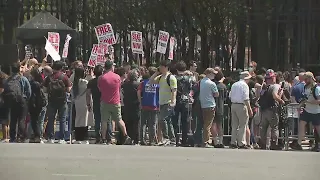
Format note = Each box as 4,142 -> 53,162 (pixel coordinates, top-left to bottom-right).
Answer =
304,84 -> 319,105
176,75 -> 192,103
160,74 -> 172,90
258,84 -> 276,110
29,81 -> 47,110
47,74 -> 66,106
3,75 -> 23,105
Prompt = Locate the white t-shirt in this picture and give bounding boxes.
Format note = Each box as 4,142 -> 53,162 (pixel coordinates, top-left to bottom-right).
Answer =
304,86 -> 320,114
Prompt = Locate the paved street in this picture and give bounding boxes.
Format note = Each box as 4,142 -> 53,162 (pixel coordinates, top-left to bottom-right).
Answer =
0,144 -> 319,180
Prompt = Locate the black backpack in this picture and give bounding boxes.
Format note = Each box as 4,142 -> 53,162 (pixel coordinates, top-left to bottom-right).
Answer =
176,75 -> 192,103
259,85 -> 276,110
3,75 -> 23,105
304,84 -> 319,105
29,81 -> 47,110
160,74 -> 172,90
47,74 -> 66,106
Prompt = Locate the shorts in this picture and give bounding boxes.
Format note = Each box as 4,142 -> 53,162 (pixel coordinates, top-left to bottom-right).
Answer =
100,102 -> 122,122
300,110 -> 320,126
214,114 -> 223,124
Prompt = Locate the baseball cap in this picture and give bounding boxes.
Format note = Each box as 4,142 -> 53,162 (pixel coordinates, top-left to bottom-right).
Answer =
104,60 -> 116,69
304,71 -> 316,81
265,69 -> 276,79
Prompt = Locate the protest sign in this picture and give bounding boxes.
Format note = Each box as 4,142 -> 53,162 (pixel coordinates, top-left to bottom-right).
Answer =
62,34 -> 72,58
87,59 -> 96,67
48,32 -> 60,53
94,23 -> 116,45
131,31 -> 143,54
168,37 -> 175,60
24,45 -> 32,60
87,44 -> 107,67
45,39 -> 61,61
156,30 -> 169,54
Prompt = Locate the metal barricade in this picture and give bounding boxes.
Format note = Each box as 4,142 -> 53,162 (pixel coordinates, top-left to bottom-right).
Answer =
284,103 -> 315,150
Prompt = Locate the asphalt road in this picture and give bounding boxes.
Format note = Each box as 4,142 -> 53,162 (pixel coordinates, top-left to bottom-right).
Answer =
0,144 -> 319,180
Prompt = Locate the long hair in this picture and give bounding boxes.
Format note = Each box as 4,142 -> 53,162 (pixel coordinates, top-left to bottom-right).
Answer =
73,67 -> 85,98
30,67 -> 43,84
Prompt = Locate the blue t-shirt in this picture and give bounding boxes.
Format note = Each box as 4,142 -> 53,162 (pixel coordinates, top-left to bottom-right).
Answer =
199,77 -> 218,108
291,82 -> 305,102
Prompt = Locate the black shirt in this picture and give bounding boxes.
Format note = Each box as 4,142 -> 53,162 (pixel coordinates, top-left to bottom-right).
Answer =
215,82 -> 227,116
87,78 -> 101,106
122,80 -> 140,107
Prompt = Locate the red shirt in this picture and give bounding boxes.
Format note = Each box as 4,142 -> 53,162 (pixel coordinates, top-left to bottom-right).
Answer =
43,71 -> 71,88
98,71 -> 121,105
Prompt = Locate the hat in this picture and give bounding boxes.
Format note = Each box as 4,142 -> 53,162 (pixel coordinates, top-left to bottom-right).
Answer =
240,71 -> 252,80
304,71 -> 316,81
104,60 -> 116,69
265,69 -> 276,79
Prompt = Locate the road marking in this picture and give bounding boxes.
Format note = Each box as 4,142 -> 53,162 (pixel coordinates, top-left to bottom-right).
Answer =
52,174 -> 96,177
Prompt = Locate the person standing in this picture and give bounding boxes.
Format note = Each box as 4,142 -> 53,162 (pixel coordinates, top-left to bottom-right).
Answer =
149,60 -> 177,145
98,61 -> 131,145
199,68 -> 219,147
212,70 -> 227,148
3,62 -> 31,143
172,61 -> 193,146
86,65 -> 112,144
43,61 -> 72,144
122,70 -> 141,145
0,71 -> 9,142
229,71 -> 253,149
290,72 -> 320,152
28,67 -> 47,143
259,70 -> 284,150
72,67 -> 94,144
138,67 -> 159,146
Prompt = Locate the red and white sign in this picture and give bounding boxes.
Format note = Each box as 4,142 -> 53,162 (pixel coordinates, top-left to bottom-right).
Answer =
62,34 -> 72,58
48,32 -> 60,53
87,59 -> 96,67
156,30 -> 169,54
94,23 -> 116,45
87,44 -> 107,67
131,31 -> 143,54
168,37 -> 175,60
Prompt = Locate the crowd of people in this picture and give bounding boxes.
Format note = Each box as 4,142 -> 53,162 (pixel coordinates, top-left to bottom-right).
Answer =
0,58 -> 319,152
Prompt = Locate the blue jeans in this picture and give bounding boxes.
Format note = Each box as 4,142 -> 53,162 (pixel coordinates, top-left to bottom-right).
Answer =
28,107 -> 46,138
47,103 -> 67,140
93,103 -> 112,141
159,104 -> 175,140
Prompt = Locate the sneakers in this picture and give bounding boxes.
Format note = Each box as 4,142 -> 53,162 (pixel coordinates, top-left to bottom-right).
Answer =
123,136 -> 132,145
0,139 -> 9,143
47,139 -> 55,144
58,140 -> 66,144
214,144 -> 225,148
82,141 -> 89,145
289,141 -> 303,150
